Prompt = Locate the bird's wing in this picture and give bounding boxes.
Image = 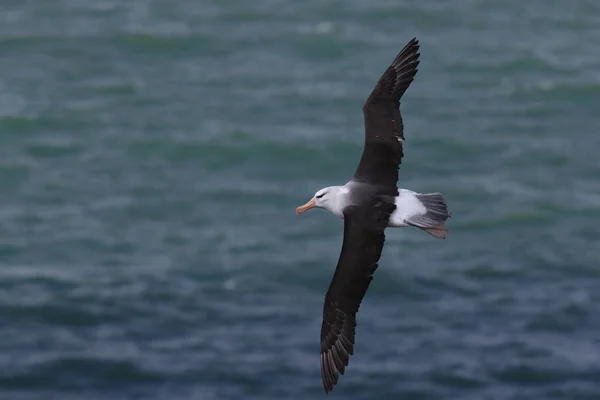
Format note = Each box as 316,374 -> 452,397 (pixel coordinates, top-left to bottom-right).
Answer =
319,200 -> 394,394
354,37 -> 421,191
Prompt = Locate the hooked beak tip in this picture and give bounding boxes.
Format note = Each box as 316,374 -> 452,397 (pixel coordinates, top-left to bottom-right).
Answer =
295,198 -> 316,215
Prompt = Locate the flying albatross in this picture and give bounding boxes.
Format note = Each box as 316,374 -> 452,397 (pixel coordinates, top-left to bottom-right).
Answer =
295,37 -> 451,394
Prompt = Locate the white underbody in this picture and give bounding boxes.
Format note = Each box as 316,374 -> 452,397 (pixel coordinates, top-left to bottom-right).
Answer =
314,184 -> 428,227
388,189 -> 426,227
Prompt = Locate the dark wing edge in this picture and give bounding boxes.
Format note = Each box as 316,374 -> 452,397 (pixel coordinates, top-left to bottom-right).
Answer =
354,38 -> 421,188
319,204 -> 392,394
363,37 -> 421,114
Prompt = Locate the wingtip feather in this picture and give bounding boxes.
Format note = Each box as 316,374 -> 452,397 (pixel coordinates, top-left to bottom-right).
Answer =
365,37 -> 422,104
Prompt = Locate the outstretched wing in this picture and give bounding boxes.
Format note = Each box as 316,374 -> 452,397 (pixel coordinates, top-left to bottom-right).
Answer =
354,37 -> 421,191
319,200 -> 395,394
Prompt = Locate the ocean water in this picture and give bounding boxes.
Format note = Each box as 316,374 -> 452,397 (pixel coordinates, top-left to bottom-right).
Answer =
1,1 -> 599,399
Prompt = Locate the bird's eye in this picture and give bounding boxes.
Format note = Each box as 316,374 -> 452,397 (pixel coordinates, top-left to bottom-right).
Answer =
316,193 -> 325,199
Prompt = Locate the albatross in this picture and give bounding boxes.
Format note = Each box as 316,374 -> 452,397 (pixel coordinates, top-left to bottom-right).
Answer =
295,37 -> 451,394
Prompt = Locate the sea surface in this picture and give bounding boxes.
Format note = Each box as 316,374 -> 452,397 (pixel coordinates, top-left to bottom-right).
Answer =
1,1 -> 599,399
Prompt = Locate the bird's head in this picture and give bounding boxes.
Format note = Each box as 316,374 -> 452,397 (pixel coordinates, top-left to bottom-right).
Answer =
296,187 -> 338,215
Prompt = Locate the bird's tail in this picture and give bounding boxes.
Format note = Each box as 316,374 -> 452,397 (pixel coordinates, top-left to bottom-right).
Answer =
405,193 -> 451,239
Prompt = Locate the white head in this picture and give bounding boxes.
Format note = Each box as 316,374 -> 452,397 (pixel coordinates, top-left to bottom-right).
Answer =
295,186 -> 343,217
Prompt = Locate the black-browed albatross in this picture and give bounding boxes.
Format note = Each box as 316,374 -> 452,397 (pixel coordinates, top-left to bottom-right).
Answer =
295,37 -> 451,394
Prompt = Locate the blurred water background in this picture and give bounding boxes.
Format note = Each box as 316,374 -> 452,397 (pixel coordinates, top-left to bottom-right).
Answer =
1,1 -> 599,399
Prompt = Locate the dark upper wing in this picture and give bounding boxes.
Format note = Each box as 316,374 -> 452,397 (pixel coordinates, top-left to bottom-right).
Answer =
319,201 -> 395,394
354,37 -> 421,191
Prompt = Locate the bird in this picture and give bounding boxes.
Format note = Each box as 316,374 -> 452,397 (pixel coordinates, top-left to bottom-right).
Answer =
295,37 -> 451,394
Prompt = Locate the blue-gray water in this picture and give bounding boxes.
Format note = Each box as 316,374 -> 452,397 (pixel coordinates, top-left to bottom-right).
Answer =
1,1 -> 600,399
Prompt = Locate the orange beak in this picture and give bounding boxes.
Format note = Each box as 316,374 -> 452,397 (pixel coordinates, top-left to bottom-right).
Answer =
295,198 -> 316,214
